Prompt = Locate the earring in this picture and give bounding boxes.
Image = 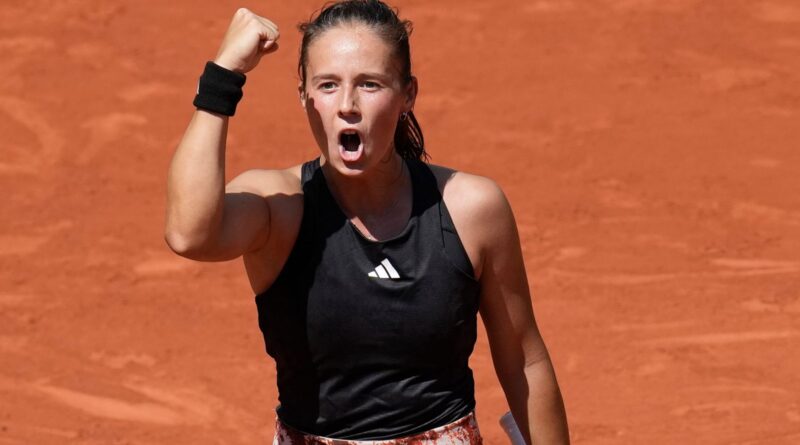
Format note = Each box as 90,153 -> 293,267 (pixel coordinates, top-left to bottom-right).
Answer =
400,112 -> 408,121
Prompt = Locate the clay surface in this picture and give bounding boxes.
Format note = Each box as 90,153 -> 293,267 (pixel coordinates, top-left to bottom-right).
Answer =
1,0 -> 799,444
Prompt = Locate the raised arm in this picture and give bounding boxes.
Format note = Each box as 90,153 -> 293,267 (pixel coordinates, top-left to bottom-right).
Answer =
164,9 -> 284,261
443,171 -> 569,444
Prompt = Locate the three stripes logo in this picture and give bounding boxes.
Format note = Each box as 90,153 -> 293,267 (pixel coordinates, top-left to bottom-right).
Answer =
368,258 -> 401,279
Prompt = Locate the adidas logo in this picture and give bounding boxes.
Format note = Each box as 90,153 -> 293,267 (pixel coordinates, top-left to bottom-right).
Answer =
368,258 -> 401,279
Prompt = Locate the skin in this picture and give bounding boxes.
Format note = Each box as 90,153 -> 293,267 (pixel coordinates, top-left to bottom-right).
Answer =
165,7 -> 569,444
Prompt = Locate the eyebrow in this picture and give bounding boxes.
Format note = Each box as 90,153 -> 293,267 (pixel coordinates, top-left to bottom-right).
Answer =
310,72 -> 392,83
310,74 -> 338,83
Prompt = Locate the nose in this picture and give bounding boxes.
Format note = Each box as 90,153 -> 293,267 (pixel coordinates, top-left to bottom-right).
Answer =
338,87 -> 359,116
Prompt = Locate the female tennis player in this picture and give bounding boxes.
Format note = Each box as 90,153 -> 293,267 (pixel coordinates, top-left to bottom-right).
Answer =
165,1 -> 569,443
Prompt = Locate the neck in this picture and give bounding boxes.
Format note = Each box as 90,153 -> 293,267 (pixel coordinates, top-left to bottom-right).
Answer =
321,153 -> 409,220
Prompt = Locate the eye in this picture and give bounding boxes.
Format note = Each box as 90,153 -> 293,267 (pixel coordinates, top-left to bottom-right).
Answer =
360,81 -> 380,90
319,82 -> 336,91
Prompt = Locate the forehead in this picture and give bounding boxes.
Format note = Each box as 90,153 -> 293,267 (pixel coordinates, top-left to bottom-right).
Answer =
306,24 -> 397,77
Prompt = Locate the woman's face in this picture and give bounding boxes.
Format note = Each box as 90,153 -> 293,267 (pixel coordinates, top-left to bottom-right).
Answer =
302,23 -> 415,177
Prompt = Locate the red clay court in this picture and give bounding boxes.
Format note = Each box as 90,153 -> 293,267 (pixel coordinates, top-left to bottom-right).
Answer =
1,0 -> 799,443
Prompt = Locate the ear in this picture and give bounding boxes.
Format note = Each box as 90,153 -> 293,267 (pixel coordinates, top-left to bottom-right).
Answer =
403,76 -> 418,112
298,84 -> 307,108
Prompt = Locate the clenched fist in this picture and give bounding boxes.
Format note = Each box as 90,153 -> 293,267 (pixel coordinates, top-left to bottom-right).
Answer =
214,8 -> 280,74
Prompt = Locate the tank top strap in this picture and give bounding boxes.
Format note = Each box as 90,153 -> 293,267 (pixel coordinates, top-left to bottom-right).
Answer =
406,159 -> 476,279
405,158 -> 442,224
300,157 -> 321,186
298,157 -> 347,245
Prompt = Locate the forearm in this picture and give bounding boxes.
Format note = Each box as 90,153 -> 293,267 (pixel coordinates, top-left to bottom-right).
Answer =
521,357 -> 570,445
165,109 -> 228,250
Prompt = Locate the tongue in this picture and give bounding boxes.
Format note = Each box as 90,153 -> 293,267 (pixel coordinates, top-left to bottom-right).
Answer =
342,133 -> 360,152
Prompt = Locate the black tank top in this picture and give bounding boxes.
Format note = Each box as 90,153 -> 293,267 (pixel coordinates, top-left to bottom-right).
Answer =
255,157 -> 480,440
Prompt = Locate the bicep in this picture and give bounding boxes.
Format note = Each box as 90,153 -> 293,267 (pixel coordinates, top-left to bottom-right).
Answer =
213,187 -> 272,261
475,183 -> 548,377
182,170 -> 276,262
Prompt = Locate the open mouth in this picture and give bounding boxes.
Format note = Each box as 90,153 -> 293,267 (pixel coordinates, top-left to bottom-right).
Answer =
339,131 -> 361,152
338,130 -> 363,161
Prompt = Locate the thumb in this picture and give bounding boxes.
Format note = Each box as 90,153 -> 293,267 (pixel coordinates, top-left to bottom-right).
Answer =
261,39 -> 279,54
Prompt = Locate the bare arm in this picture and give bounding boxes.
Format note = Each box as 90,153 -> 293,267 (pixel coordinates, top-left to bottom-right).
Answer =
450,174 -> 569,444
164,9 -> 281,261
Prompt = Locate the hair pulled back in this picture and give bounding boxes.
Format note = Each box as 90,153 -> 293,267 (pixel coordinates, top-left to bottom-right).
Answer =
298,0 -> 427,161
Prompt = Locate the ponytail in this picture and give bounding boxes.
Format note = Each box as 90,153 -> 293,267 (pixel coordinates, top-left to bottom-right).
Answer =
394,111 -> 426,160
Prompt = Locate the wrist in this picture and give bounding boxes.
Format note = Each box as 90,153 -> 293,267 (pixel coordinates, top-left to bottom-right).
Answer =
212,58 -> 243,74
193,61 -> 247,116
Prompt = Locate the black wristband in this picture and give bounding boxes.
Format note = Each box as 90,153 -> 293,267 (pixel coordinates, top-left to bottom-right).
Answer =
193,61 -> 247,116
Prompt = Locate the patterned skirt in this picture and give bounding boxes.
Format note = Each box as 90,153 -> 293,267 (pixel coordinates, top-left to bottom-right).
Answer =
273,411 -> 484,445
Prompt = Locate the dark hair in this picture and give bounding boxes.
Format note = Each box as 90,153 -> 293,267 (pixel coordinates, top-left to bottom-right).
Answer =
298,0 -> 427,161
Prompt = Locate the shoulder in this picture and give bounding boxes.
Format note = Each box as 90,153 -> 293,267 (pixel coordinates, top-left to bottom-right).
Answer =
232,164 -> 307,293
427,163 -> 512,222
426,163 -> 516,280
226,163 -> 304,197
226,163 -> 307,248
225,163 -> 306,256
